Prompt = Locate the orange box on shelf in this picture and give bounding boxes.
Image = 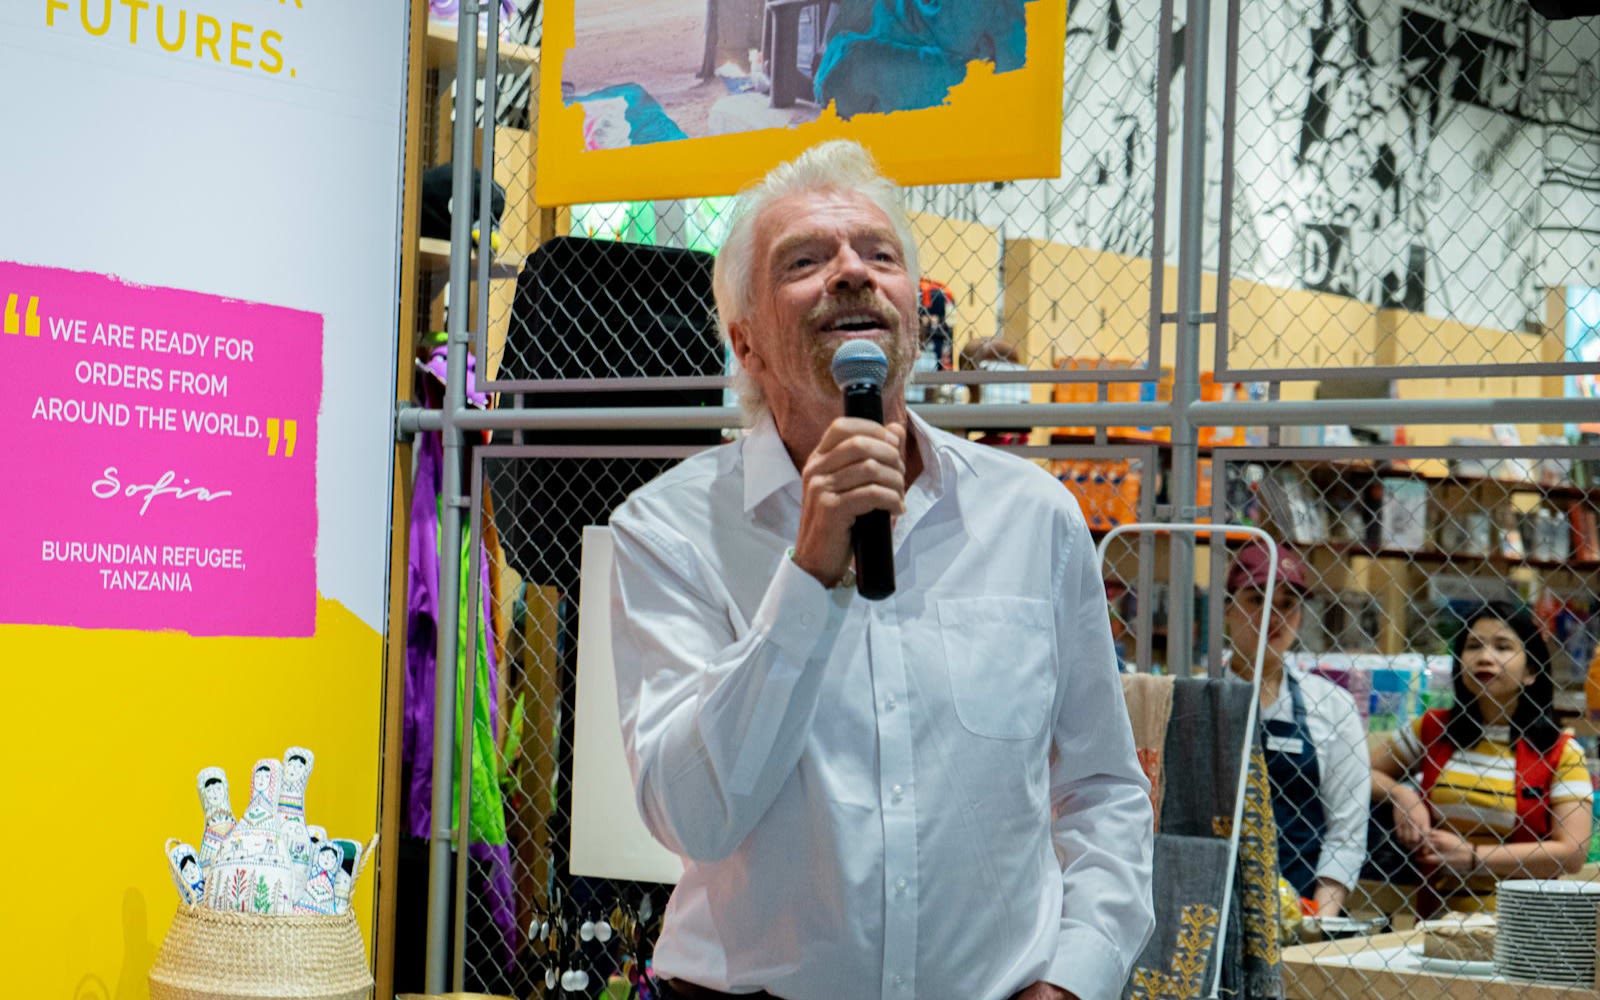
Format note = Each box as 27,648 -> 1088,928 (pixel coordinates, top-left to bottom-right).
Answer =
1137,366 -> 1174,443
1052,357 -> 1150,440
1197,371 -> 1251,448
1051,358 -> 1095,438
1108,460 -> 1141,527
1107,364 -> 1144,440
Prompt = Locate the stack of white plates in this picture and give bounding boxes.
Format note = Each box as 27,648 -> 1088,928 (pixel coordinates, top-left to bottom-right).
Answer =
1494,879 -> 1600,985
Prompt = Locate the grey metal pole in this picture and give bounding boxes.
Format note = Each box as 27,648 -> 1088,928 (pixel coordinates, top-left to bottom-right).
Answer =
1166,0 -> 1212,677
424,1 -> 480,991
451,1 -> 500,989
391,395 -> 1600,438
1191,396 -> 1600,427
396,401 -> 1175,435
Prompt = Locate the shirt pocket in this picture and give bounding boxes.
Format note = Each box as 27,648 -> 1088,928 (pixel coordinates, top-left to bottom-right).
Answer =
937,596 -> 1056,740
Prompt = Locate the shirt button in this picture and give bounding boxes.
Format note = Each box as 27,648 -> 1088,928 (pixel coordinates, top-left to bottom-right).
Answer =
894,975 -> 907,989
895,877 -> 908,893
884,695 -> 897,711
891,783 -> 904,802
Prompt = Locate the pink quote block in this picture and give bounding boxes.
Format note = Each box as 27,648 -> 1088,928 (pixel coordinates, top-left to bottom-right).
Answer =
0,261 -> 321,637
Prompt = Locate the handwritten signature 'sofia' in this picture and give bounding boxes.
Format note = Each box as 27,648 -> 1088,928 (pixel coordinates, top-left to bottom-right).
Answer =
92,467 -> 233,517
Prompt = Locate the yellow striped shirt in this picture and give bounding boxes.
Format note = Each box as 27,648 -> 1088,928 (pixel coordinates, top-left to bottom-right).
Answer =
1394,720 -> 1593,843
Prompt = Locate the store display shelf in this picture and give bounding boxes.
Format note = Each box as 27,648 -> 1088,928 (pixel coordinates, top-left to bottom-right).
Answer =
1412,473 -> 1600,502
418,237 -> 522,278
425,21 -> 539,72
1259,459 -> 1600,503
1050,433 -> 1215,455
1298,538 -> 1600,573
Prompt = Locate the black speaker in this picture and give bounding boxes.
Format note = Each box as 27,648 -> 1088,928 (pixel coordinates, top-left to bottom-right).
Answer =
494,237 -> 726,590
499,236 -> 725,445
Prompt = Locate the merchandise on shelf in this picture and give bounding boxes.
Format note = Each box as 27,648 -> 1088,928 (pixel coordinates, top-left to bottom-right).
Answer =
1377,477 -> 1429,551
1052,458 -> 1142,532
1288,652 -> 1450,732
1048,358 -> 1261,446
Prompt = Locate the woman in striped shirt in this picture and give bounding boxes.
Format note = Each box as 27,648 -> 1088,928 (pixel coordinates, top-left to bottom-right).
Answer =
1371,602 -> 1594,911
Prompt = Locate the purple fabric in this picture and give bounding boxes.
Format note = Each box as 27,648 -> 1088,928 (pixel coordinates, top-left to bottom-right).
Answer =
404,411 -> 441,842
419,343 -> 490,409
404,349 -> 519,968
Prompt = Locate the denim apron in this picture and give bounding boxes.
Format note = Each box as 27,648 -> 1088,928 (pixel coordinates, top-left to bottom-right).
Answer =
1264,674 -> 1326,899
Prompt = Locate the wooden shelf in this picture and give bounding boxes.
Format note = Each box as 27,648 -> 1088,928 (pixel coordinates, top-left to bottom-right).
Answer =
1562,717 -> 1600,739
1414,473 -> 1600,503
417,237 -> 521,278
1088,526 -> 1600,574
1260,459 -> 1600,503
425,20 -> 539,72
1049,433 -> 1213,455
1296,538 -> 1600,573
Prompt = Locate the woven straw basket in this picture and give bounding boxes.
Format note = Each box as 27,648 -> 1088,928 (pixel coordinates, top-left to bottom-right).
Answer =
148,905 -> 373,1000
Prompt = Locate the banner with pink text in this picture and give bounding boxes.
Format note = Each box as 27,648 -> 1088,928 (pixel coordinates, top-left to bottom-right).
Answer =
0,261 -> 321,637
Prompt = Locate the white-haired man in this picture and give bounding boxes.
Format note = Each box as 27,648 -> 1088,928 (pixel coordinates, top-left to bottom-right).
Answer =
609,141 -> 1153,1000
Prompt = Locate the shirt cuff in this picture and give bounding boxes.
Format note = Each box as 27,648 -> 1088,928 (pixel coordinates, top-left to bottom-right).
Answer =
1315,866 -> 1358,894
749,552 -> 851,662
1045,924 -> 1129,1000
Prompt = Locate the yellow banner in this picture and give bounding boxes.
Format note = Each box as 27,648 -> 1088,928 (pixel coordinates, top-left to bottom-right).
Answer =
536,0 -> 1067,204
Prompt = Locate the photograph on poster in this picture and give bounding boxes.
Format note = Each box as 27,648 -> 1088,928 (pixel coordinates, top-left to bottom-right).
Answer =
537,0 -> 1065,203
561,0 -> 1033,148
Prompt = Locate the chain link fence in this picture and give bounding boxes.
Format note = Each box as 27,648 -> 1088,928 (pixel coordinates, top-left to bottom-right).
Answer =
405,0 -> 1600,996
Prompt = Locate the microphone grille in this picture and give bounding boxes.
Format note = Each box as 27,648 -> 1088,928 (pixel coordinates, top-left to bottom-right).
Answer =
830,340 -> 889,390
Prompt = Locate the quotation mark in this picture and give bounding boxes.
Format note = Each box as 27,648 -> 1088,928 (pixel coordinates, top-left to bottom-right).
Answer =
266,418 -> 299,458
3,293 -> 41,337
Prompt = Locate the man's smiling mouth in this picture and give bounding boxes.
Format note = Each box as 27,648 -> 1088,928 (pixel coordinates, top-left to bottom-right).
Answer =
820,311 -> 891,334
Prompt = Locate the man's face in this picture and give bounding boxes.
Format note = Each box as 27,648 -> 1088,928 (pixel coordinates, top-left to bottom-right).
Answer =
286,757 -> 306,784
730,189 -> 917,433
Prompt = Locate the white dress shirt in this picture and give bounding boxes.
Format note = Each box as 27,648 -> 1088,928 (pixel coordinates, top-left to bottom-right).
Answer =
1260,669 -> 1371,892
609,412 -> 1154,1000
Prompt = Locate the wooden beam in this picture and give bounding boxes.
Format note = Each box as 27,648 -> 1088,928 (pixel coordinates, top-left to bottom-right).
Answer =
373,1 -> 429,997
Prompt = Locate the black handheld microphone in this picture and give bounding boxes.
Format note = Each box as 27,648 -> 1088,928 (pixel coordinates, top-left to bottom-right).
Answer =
829,340 -> 895,601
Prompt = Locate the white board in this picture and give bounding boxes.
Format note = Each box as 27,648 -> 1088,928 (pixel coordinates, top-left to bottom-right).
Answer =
571,525 -> 683,884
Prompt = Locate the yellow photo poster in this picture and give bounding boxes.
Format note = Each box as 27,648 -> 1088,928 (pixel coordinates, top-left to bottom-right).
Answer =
536,0 -> 1068,204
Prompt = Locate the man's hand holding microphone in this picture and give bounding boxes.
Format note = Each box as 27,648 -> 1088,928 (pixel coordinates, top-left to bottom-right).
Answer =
791,341 -> 903,598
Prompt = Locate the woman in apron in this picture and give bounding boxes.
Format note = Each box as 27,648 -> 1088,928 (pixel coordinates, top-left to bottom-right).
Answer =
1225,541 -> 1372,917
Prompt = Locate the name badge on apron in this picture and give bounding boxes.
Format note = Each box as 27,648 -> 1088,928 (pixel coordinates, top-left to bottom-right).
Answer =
1266,734 -> 1305,756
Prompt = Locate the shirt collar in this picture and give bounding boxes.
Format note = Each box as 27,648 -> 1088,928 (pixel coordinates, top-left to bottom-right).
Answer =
742,413 -> 798,514
740,409 -> 978,516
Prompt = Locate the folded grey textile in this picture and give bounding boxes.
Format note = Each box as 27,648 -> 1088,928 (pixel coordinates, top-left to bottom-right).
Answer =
1150,677 -> 1285,1000
1159,677 -> 1252,837
1123,833 -> 1231,999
